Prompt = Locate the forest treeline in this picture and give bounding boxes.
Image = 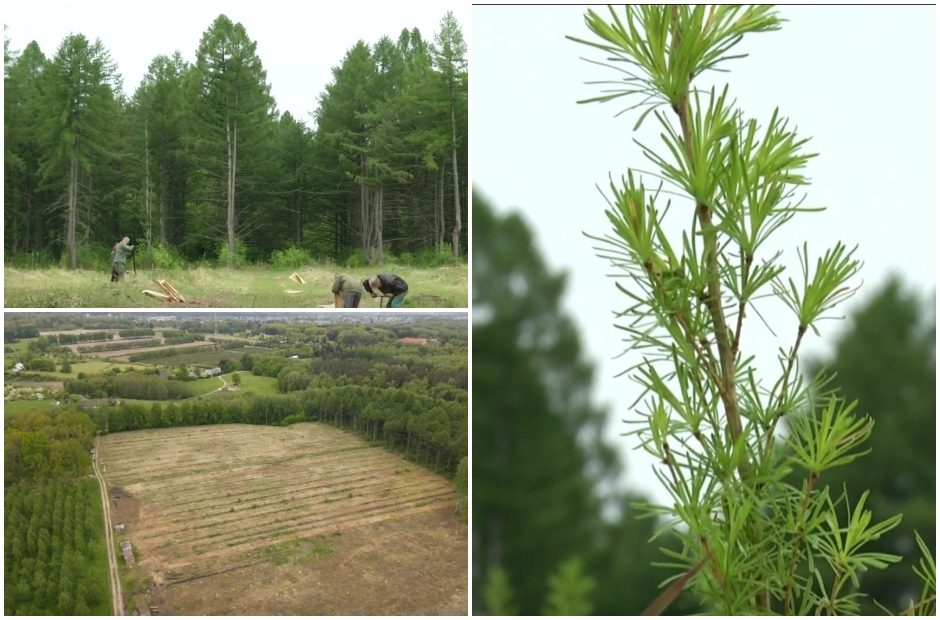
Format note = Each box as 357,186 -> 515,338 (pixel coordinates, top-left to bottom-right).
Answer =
4,410 -> 110,616
4,12 -> 467,267
63,331 -> 468,474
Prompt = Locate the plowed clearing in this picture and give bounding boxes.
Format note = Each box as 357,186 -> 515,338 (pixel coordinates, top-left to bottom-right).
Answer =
97,423 -> 466,615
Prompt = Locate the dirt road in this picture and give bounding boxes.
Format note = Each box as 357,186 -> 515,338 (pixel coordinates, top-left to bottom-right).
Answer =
93,434 -> 124,616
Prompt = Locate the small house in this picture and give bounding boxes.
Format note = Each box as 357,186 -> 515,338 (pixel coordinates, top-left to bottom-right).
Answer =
203,367 -> 222,377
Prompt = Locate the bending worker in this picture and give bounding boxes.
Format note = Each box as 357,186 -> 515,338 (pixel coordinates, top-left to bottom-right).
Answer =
363,273 -> 408,308
331,273 -> 363,308
110,236 -> 134,282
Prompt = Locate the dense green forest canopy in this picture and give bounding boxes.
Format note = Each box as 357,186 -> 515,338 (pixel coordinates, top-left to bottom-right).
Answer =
4,12 -> 467,268
4,409 -> 110,616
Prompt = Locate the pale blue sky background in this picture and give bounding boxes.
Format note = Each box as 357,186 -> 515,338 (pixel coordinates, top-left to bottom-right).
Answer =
473,5 -> 936,505
4,0 -> 468,127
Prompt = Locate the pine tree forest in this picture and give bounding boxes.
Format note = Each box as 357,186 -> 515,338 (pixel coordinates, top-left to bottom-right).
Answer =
4,12 -> 468,268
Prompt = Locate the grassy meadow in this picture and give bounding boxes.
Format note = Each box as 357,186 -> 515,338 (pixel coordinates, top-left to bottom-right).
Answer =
4,263 -> 467,308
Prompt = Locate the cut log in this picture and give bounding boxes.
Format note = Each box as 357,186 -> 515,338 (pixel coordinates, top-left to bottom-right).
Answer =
143,290 -> 172,301
289,273 -> 306,284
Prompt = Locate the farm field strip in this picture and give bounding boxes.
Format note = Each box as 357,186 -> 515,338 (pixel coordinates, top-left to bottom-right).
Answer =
88,340 -> 212,359
154,496 -> 454,571
132,453 -> 413,510
114,449 -> 451,529
121,455 -> 427,519
97,423 -> 460,592
140,485 -> 455,557
144,349 -> 242,366
104,437 -> 379,477
134,475 -> 451,541
102,438 -> 368,482
62,337 -> 186,353
100,428 -> 363,460
102,450 -> 370,488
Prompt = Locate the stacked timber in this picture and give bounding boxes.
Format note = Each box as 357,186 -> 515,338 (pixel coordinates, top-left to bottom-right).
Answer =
143,280 -> 186,303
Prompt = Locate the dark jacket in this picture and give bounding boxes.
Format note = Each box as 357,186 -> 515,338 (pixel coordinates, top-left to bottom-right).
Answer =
374,273 -> 408,296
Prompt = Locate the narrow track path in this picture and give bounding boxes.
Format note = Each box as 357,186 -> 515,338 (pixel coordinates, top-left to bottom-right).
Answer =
93,434 -> 124,616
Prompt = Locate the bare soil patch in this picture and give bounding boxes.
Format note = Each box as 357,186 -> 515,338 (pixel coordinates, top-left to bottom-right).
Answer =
97,423 -> 466,615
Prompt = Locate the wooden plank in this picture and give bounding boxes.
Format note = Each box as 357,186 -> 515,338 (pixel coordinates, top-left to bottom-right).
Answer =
143,290 -> 172,301
289,272 -> 306,284
157,279 -> 185,303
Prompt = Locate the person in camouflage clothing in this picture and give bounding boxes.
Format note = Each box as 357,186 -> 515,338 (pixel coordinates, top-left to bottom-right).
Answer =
110,236 -> 134,282
331,273 -> 363,308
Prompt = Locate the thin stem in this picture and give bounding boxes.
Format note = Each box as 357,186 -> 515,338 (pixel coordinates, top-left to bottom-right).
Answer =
762,324 -> 807,461
673,68 -> 746,482
783,472 -> 817,614
643,262 -> 724,435
699,535 -> 732,612
827,566 -> 845,616
899,594 -> 937,616
733,254 -> 753,355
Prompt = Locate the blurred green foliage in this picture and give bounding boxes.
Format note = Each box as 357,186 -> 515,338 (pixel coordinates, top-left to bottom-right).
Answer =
805,277 -> 936,613
472,193 -> 698,615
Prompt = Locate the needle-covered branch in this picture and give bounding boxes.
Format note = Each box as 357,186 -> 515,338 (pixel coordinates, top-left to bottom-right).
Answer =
573,5 -> 905,615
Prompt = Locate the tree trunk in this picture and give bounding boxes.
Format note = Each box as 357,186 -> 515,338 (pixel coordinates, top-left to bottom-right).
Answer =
360,153 -> 372,263
159,166 -> 167,246
450,106 -> 462,257
144,121 -> 152,258
227,114 -> 238,259
436,162 -> 446,249
294,174 -> 303,245
375,184 -> 384,264
67,146 -> 78,270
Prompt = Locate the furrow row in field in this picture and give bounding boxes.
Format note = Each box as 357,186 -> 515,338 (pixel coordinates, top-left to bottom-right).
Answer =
102,441 -> 369,486
153,494 -> 455,570
141,487 -> 455,559
100,425 -> 356,452
139,453 -> 420,513
100,426 -> 353,454
105,445 -> 389,498
99,424 -> 352,457
101,432 -> 363,468
134,475 -> 448,541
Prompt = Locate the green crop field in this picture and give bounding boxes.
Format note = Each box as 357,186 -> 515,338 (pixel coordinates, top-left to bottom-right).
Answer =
149,348 -> 240,367
4,264 -> 467,308
4,399 -> 58,416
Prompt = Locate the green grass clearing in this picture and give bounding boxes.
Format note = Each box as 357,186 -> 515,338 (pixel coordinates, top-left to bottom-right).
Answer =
4,399 -> 59,416
184,376 -> 225,397
215,372 -> 279,396
4,263 -> 467,308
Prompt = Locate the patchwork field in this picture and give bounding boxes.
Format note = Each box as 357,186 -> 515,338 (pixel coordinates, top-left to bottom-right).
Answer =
68,339 -> 210,360
96,423 -> 466,615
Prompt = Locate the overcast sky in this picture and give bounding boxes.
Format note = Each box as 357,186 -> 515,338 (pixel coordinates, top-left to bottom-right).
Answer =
3,0 -> 468,126
474,6 -> 936,506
